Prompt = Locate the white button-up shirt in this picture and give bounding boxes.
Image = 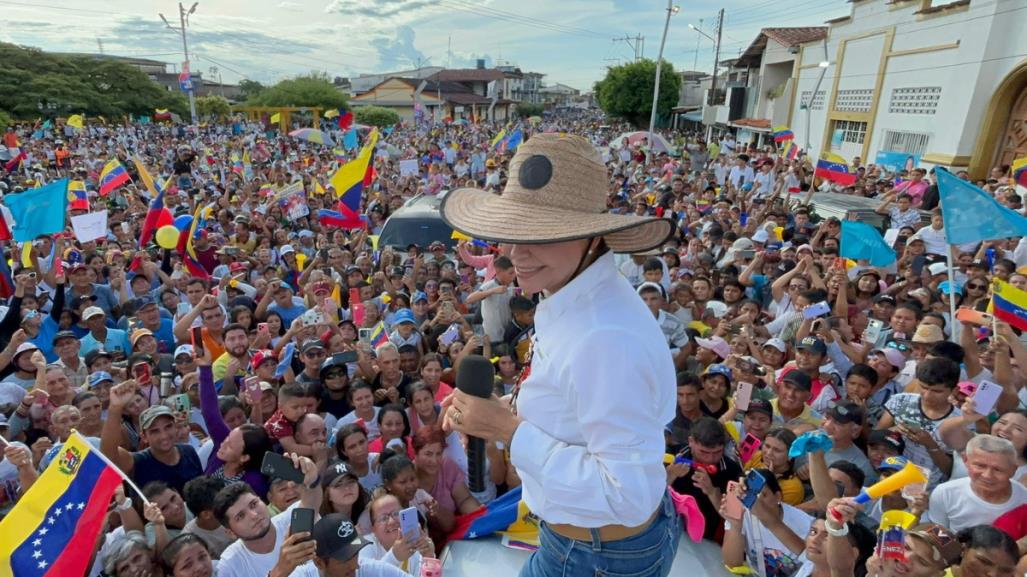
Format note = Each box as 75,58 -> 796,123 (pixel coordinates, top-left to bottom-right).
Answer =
510,252 -> 675,527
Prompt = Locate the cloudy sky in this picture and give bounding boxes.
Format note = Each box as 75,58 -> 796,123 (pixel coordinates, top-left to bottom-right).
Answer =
0,0 -> 851,90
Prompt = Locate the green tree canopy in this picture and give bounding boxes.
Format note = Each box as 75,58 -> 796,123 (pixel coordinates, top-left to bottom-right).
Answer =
196,95 -> 231,119
0,42 -> 187,120
514,102 -> 545,118
246,73 -> 348,110
354,106 -> 400,128
238,79 -> 266,101
594,59 -> 681,128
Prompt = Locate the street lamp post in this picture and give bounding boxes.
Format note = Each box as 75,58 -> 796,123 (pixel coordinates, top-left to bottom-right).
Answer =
802,39 -> 832,152
160,2 -> 199,125
647,2 -> 679,165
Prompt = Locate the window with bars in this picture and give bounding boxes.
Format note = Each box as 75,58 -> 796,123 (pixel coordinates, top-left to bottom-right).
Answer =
835,120 -> 867,144
800,90 -> 825,110
889,87 -> 941,114
882,130 -> 931,155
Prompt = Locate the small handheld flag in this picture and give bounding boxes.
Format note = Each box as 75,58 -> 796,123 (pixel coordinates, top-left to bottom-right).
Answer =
814,152 -> 857,186
98,159 -> 131,196
772,125 -> 794,143
1013,156 -> 1027,188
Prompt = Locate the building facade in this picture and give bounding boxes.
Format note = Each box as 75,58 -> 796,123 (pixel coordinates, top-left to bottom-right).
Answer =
789,0 -> 1027,177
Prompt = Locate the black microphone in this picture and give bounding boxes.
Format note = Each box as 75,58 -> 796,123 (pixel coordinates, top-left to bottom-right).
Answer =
455,354 -> 495,493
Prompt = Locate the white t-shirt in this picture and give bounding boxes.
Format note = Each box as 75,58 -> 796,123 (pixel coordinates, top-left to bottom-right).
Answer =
927,476 -> 1027,532
338,408 -> 382,441
218,503 -> 318,577
358,559 -> 411,577
742,503 -> 813,577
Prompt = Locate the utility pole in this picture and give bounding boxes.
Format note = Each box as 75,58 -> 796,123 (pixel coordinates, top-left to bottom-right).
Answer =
160,2 -> 198,125
647,2 -> 679,164
692,19 -> 702,71
710,8 -> 724,105
97,38 -> 105,55
612,34 -> 645,61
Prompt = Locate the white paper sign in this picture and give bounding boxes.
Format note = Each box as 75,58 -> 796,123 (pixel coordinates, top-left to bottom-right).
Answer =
399,159 -> 419,177
71,210 -> 108,242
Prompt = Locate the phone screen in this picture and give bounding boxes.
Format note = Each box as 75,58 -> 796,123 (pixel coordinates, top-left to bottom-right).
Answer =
132,362 -> 151,384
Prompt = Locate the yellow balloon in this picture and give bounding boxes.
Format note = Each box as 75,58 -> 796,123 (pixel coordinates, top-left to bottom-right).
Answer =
155,225 -> 180,249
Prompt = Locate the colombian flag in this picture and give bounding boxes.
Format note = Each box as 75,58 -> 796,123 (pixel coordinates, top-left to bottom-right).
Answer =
772,125 -> 794,143
0,433 -> 123,577
1013,156 -> 1027,188
814,152 -> 857,186
992,279 -> 1027,332
98,159 -> 131,196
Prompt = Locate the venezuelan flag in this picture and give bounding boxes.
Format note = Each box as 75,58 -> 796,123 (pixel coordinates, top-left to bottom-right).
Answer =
992,279 -> 1027,331
447,486 -> 537,545
131,156 -> 161,198
98,159 -> 131,196
369,321 -> 388,349
231,153 -> 243,175
781,140 -> 799,161
138,186 -> 171,248
772,125 -> 794,143
66,180 -> 89,211
317,208 -> 365,230
490,129 -> 507,150
814,152 -> 857,186
0,433 -> 123,577
1013,156 -> 1027,188
330,128 -> 378,214
182,204 -> 209,279
0,245 -> 15,298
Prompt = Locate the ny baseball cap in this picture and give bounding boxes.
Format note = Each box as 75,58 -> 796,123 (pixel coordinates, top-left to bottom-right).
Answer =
312,513 -> 370,562
867,429 -> 905,454
827,401 -> 865,426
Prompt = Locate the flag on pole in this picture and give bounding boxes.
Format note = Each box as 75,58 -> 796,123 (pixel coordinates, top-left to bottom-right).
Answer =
0,243 -> 15,298
0,433 -> 124,577
138,186 -> 172,248
324,109 -> 340,119
337,110 -> 354,130
814,152 -> 857,186
4,150 -> 26,173
317,208 -> 365,230
839,221 -> 896,266
3,179 -> 69,242
270,113 -> 281,124
369,321 -> 388,349
330,128 -> 379,215
65,115 -> 84,130
66,180 -> 89,211
772,125 -> 794,143
1013,156 -> 1027,188
781,140 -> 799,161
131,156 -> 161,198
98,159 -> 131,196
991,279 -> 1027,332
182,205 -> 209,279
489,129 -> 507,149
936,167 -> 1027,245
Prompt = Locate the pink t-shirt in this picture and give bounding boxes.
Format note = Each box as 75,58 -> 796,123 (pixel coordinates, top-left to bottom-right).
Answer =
428,458 -> 466,515
434,382 -> 454,403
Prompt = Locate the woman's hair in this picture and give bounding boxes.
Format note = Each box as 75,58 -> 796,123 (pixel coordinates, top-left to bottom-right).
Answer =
334,422 -> 368,461
218,395 -> 244,417
320,473 -> 370,521
160,533 -> 210,576
406,382 -> 435,406
765,428 -> 798,474
346,380 -> 374,404
339,319 -> 358,339
377,403 -> 411,438
71,390 -> 99,408
957,525 -> 1018,563
229,305 -> 253,326
380,451 -> 415,485
237,424 -> 273,471
418,353 -> 444,373
103,530 -> 150,576
264,311 -> 286,335
412,424 -> 447,455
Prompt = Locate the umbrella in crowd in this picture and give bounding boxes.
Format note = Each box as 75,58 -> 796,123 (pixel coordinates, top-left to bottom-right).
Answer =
288,128 -> 335,147
611,131 -> 675,154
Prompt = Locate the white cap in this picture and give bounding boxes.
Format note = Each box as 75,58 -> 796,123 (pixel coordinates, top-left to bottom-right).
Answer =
927,262 -> 947,276
752,229 -> 769,244
279,245 -> 295,256
762,337 -> 787,353
82,306 -> 105,320
174,344 -> 194,358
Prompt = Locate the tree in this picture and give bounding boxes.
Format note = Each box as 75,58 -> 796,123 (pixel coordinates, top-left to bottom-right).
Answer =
354,106 -> 400,128
514,102 -> 545,118
594,59 -> 681,128
238,79 -> 266,100
0,42 -> 187,120
0,110 -> 11,131
196,95 -> 231,119
246,73 -> 348,110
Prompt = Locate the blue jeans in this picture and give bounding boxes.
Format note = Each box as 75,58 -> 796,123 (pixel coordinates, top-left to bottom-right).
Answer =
519,492 -> 682,577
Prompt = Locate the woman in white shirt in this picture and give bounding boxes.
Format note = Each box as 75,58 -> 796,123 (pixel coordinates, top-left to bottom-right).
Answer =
358,494 -> 435,575
439,134 -> 682,576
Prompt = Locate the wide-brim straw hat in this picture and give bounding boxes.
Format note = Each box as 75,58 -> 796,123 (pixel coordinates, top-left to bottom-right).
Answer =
440,133 -> 674,253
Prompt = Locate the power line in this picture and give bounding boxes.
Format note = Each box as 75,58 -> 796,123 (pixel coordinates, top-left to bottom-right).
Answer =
436,0 -> 611,38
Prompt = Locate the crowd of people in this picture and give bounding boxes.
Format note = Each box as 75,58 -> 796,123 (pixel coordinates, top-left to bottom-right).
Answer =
0,108 -> 1026,577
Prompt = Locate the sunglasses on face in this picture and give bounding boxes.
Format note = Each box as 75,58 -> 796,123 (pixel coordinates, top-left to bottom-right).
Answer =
967,283 -> 986,290
885,341 -> 909,352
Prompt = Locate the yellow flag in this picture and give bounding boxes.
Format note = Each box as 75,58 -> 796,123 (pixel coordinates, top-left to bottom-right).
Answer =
270,113 -> 281,124
451,230 -> 472,241
21,243 -> 33,268
324,109 -> 339,119
368,235 -> 380,251
66,115 -> 84,129
131,156 -> 160,198
314,181 -> 326,196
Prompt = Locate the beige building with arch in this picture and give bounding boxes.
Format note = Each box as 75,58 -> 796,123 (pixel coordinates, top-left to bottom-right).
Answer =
788,0 -> 1027,178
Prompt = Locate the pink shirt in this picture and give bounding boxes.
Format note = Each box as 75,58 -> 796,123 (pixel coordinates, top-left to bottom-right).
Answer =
428,457 -> 466,515
457,244 -> 496,282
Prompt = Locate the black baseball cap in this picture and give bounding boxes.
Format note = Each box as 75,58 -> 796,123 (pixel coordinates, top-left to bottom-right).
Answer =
780,370 -> 812,391
873,294 -> 897,305
84,349 -> 113,366
745,398 -> 774,419
827,401 -> 865,426
52,330 -> 78,346
868,429 -> 906,454
312,513 -> 370,562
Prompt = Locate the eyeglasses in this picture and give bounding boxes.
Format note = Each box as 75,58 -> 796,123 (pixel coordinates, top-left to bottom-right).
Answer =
373,511 -> 400,525
967,283 -> 986,290
788,284 -> 807,291
304,350 -> 326,358
885,341 -> 909,352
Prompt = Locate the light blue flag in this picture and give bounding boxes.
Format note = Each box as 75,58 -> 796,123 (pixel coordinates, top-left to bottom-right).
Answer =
839,220 -> 896,267
343,128 -> 358,150
3,179 -> 69,242
275,341 -> 295,379
937,167 -> 1027,245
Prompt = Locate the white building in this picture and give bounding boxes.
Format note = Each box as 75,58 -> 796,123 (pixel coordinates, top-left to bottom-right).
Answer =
790,0 -> 1027,177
